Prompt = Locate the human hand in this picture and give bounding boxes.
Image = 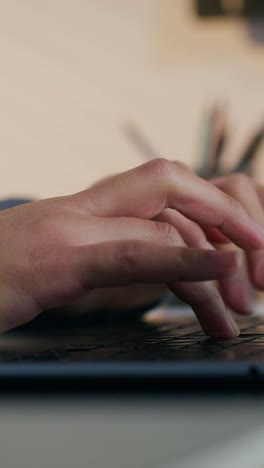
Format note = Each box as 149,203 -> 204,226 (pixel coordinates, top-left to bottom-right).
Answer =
1,159 -> 264,337
206,173 -> 264,316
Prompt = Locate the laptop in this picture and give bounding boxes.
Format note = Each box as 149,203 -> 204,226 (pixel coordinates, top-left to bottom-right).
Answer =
2,114 -> 264,393
1,293 -> 264,392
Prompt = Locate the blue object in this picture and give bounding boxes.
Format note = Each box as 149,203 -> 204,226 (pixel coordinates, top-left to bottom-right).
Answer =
0,198 -> 33,211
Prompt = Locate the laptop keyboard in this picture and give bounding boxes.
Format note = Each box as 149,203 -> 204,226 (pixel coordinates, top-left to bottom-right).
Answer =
2,314 -> 264,363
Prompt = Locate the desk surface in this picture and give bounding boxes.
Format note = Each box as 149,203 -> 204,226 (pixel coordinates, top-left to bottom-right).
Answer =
1,395 -> 264,468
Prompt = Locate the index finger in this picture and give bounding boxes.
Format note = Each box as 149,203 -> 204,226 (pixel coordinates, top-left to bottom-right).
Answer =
76,159 -> 264,250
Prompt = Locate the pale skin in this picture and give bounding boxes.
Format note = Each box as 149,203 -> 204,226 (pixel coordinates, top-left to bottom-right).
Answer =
1,158 -> 264,338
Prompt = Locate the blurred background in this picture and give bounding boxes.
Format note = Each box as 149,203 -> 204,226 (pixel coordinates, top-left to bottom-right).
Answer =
2,5 -> 264,467
1,0 -> 264,199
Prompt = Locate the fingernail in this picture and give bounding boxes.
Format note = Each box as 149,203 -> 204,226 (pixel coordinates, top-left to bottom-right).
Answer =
225,311 -> 240,337
196,237 -> 215,250
204,241 -> 215,251
211,250 -> 242,274
227,284 -> 254,316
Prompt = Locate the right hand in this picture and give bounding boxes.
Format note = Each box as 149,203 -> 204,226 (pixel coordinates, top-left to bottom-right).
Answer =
2,158 -> 264,337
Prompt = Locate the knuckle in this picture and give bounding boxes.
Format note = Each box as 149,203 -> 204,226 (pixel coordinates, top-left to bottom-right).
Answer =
142,158 -> 171,177
115,240 -> 141,273
153,221 -> 182,245
226,194 -> 242,216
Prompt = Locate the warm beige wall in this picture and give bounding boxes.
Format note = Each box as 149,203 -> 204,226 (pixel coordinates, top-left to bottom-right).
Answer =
0,0 -> 264,199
